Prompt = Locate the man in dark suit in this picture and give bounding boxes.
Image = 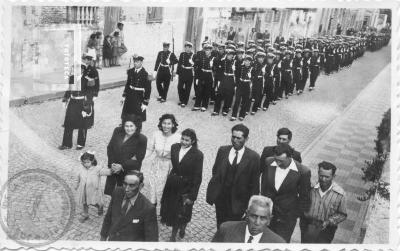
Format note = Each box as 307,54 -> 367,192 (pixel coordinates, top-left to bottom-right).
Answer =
260,127 -> 302,173
212,195 -> 285,243
206,124 -> 260,229
101,170 -> 158,241
260,144 -> 311,242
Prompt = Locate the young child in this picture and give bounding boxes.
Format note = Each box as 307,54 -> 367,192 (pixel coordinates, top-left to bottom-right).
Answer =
76,151 -> 112,223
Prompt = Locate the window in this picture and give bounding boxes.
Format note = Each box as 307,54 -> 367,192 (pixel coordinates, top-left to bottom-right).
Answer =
67,6 -> 99,24
146,7 -> 163,23
273,10 -> 281,22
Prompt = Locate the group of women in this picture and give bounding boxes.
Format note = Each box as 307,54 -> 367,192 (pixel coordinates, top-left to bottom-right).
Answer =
105,113 -> 204,241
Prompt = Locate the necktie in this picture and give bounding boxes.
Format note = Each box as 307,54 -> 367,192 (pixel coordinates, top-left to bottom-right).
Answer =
232,150 -> 239,166
247,235 -> 254,243
121,197 -> 130,215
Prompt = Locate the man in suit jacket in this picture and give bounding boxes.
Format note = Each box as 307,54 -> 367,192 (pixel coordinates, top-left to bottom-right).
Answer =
260,144 -> 311,242
101,170 -> 158,241
212,195 -> 285,243
206,124 -> 260,229
260,127 -> 302,173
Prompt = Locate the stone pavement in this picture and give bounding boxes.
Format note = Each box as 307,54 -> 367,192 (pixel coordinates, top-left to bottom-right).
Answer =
7,44 -> 391,243
290,64 -> 391,243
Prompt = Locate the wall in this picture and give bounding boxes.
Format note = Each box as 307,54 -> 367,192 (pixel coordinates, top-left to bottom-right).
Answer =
118,7 -> 188,69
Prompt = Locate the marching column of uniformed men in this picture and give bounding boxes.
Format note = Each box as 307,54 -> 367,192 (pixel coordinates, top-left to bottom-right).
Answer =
147,33 -> 389,123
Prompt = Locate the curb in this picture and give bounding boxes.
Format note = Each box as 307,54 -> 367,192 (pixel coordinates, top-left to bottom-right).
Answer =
9,80 -> 126,107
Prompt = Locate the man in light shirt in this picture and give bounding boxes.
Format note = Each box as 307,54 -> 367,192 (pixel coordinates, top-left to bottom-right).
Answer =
300,161 -> 347,243
260,143 -> 311,242
212,195 -> 284,243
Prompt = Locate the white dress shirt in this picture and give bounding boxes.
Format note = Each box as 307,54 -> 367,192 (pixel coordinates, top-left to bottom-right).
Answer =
179,146 -> 191,162
244,225 -> 263,243
229,146 -> 245,165
135,67 -> 142,73
316,183 -> 333,198
271,159 -> 298,191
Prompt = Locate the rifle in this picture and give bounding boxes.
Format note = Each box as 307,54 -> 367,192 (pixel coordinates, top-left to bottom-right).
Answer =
171,24 -> 175,81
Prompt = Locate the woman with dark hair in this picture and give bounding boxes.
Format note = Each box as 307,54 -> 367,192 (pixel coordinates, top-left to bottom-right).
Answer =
160,129 -> 203,241
146,113 -> 181,206
104,115 -> 147,196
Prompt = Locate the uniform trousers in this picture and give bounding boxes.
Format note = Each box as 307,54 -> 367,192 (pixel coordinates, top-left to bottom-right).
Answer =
177,68 -> 193,105
299,217 -> 337,243
213,75 -> 235,114
299,68 -> 309,91
281,71 -> 292,97
62,127 -> 87,148
262,76 -> 274,108
156,67 -> 172,100
293,68 -> 302,92
251,78 -> 263,112
309,67 -> 319,88
194,72 -> 213,109
232,80 -> 251,118
269,213 -> 298,243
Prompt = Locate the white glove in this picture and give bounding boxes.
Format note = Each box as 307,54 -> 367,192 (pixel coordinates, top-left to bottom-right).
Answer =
248,71 -> 251,78
120,97 -> 125,106
93,96 -> 97,101
141,104 -> 147,112
81,111 -> 87,118
189,58 -> 194,65
153,71 -> 157,78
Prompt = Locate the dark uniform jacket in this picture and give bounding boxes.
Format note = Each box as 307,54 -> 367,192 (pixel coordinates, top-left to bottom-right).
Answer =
154,50 -> 178,74
121,67 -> 151,121
100,188 -> 158,241
177,51 -> 194,76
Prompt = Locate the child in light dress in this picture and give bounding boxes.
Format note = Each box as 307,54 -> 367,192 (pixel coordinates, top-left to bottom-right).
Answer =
76,151 -> 112,223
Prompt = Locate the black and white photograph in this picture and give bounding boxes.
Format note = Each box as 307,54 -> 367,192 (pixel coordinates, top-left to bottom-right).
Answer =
0,0 -> 398,250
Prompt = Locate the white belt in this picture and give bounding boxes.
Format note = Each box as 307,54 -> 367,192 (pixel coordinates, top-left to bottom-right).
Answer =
224,73 -> 234,76
240,78 -> 251,82
182,66 -> 193,69
160,64 -> 170,67
71,96 -> 85,100
202,69 -> 213,73
285,69 -> 292,72
129,86 -> 145,91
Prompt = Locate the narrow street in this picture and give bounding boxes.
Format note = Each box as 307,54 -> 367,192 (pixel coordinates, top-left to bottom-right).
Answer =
8,44 -> 391,242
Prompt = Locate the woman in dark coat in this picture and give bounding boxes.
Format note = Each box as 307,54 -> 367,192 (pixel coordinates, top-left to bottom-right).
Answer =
104,115 -> 147,196
102,35 -> 113,67
160,128 -> 204,242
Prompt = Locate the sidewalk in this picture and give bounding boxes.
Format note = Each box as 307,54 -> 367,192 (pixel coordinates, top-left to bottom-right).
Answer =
10,60 -> 156,105
291,63 -> 391,243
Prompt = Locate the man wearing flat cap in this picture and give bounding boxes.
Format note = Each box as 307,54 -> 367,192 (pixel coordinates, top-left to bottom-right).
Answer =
177,41 -> 195,108
154,42 -> 178,102
121,55 -> 151,122
300,161 -> 347,243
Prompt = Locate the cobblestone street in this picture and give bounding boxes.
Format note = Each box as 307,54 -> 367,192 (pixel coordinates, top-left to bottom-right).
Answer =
8,44 -> 390,243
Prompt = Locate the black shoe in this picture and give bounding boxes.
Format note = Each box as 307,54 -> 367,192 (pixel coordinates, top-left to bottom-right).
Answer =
76,145 -> 84,150
230,117 -> 237,121
179,227 -> 186,238
160,99 -> 166,103
58,145 -> 71,150
239,117 -> 244,121
192,107 -> 200,111
263,107 -> 268,111
181,104 -> 186,108
178,102 -> 182,106
222,112 -> 228,116
157,97 -> 162,101
209,100 -> 215,105
250,112 -> 256,115
211,112 -> 219,116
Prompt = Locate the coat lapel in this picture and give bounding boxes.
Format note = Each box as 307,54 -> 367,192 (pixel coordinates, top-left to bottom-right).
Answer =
268,163 -> 277,192
117,193 -> 144,230
277,169 -> 299,193
179,146 -> 194,164
234,148 -> 250,181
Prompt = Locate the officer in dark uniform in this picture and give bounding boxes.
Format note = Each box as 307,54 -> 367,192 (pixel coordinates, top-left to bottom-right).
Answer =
193,43 -> 214,112
280,49 -> 293,99
273,50 -> 282,101
250,51 -> 266,115
262,52 -> 276,111
298,48 -> 311,94
309,48 -> 321,91
211,43 -> 226,104
177,41 -> 195,108
121,55 -> 151,122
212,48 -> 236,116
154,42 -> 178,102
230,54 -> 252,121
292,48 -> 303,95
193,41 -> 208,101
324,42 -> 334,75
59,52 -> 99,150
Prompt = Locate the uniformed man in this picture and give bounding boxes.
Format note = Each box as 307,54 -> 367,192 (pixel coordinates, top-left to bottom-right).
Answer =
193,41 -> 208,100
211,43 -> 226,104
273,50 -> 283,101
193,43 -> 214,112
212,48 -> 236,116
280,50 -> 293,99
59,52 -> 99,150
121,55 -> 151,122
292,48 -> 303,95
177,41 -> 195,108
154,42 -> 178,102
250,51 -> 266,115
262,52 -> 277,111
230,54 -> 252,121
298,48 -> 311,94
309,48 -> 321,91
